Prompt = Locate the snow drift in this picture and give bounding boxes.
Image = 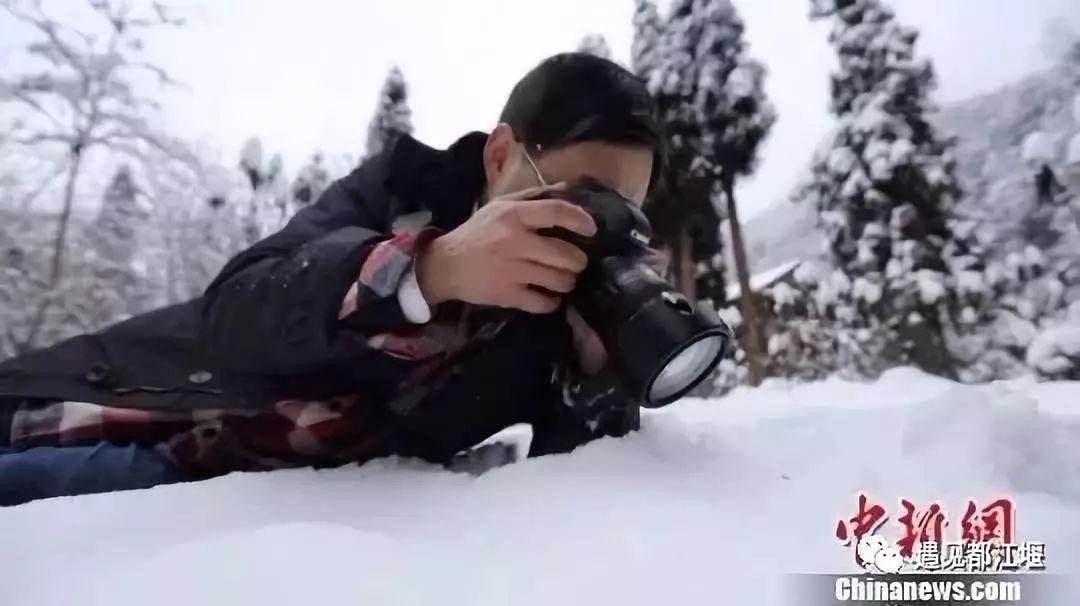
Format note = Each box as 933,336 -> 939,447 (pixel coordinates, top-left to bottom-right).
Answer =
2,369 -> 1079,605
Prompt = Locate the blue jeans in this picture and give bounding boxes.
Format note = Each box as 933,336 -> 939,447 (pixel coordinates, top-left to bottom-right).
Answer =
0,443 -> 185,507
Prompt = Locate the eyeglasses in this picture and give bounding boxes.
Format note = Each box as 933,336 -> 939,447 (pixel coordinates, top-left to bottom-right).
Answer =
521,144 -> 548,188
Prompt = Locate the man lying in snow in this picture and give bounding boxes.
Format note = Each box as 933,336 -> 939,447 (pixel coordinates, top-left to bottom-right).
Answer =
0,53 -> 667,506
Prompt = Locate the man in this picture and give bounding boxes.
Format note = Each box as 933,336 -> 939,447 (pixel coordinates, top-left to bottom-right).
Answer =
0,53 -> 666,506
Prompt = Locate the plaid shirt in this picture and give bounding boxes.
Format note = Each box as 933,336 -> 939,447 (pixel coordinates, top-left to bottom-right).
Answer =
4,227 -> 522,476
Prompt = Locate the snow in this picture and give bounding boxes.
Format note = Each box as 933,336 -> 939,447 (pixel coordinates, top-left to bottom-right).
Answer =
889,138 -> 915,165
820,144 -> 855,173
1066,132 -> 1080,167
769,281 -> 797,307
1027,326 -> 1080,376
916,269 -> 946,304
1021,131 -> 1055,163
239,138 -> 264,172
725,63 -> 758,100
991,310 -> 1038,349
852,276 -> 883,304
3,369 -> 1080,605
577,34 -> 613,60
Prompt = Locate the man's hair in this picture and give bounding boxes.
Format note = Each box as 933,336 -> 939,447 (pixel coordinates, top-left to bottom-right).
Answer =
499,53 -> 666,192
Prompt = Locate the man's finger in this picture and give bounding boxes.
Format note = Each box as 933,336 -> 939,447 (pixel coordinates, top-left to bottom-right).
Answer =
518,232 -> 588,273
516,199 -> 597,237
511,287 -> 561,315
515,261 -> 577,294
495,181 -> 569,203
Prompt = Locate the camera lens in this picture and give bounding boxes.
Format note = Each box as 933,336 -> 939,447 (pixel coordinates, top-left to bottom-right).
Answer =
648,333 -> 725,403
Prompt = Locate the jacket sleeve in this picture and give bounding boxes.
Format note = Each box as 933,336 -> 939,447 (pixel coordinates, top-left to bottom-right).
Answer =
198,158 -> 434,374
527,362 -> 641,457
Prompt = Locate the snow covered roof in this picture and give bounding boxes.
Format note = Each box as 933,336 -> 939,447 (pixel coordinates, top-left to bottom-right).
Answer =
725,259 -> 801,301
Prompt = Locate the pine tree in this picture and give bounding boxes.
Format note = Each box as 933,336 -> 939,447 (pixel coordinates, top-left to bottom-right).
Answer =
646,0 -> 775,384
693,0 -> 776,385
291,152 -> 331,207
577,34 -> 613,59
646,0 -> 725,306
366,67 -> 413,159
83,166 -> 151,325
631,0 -> 664,79
96,167 -> 154,306
791,0 -> 962,379
0,211 -> 36,359
237,138 -> 290,245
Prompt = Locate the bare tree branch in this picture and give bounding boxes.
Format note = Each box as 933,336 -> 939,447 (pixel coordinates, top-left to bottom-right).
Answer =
0,0 -> 190,289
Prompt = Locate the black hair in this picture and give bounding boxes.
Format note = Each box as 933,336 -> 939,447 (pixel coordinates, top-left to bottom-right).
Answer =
499,53 -> 667,191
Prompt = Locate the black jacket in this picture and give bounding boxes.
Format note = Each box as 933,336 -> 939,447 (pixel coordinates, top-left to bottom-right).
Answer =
0,133 -> 638,460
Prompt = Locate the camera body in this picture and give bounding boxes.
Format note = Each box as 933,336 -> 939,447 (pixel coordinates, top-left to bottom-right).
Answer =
534,180 -> 732,407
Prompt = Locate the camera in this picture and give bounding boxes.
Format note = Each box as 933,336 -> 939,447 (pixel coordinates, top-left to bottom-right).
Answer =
535,179 -> 733,407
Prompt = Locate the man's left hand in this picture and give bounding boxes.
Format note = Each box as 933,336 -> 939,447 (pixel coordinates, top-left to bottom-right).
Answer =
566,306 -> 607,375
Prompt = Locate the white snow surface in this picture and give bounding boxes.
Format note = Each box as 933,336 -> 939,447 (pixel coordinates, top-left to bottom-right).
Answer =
3,369 -> 1080,605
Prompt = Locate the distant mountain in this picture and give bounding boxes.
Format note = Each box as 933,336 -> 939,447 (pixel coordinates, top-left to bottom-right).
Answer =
723,191 -> 822,276
937,63 -> 1080,255
737,64 -> 1080,275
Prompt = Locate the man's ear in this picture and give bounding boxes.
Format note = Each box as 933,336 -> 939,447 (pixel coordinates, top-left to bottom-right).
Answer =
483,123 -> 516,184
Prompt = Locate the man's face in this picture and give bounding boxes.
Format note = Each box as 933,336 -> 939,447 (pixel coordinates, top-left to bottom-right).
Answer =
483,124 -> 653,206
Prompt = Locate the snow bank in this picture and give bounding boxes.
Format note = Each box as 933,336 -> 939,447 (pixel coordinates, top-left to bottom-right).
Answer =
2,369 -> 1079,605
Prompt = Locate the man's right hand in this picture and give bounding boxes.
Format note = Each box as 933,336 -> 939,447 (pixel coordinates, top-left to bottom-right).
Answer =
415,184 -> 597,314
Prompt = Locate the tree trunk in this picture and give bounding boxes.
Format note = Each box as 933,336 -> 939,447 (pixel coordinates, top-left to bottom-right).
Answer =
677,223 -> 696,302
723,176 -> 765,386
49,146 -> 84,287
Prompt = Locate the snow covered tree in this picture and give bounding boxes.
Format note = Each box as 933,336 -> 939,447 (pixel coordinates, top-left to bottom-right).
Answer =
0,210 -> 36,359
765,264 -> 839,381
694,0 -> 776,385
291,152 -> 331,207
85,165 -> 155,323
933,41 -> 1080,382
631,0 -> 664,79
577,34 -> 612,60
646,0 -> 725,305
791,0 -> 962,379
365,67 -> 413,159
0,0 -> 190,287
646,0 -> 775,384
237,137 -> 290,245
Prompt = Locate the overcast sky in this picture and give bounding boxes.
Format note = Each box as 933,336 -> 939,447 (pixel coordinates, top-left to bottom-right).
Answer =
5,0 -> 1080,219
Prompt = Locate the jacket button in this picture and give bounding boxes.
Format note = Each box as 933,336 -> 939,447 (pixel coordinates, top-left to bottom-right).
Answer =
188,370 -> 213,384
85,364 -> 112,386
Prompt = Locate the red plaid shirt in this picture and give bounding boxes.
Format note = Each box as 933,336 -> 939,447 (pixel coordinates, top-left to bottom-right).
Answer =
4,227 -> 503,476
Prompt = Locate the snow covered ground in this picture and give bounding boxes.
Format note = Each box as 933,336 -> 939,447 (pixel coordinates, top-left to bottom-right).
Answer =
3,369 -> 1079,605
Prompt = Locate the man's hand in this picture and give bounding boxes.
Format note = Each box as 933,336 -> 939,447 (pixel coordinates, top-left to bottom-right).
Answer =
415,184 -> 596,314
566,306 -> 607,375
